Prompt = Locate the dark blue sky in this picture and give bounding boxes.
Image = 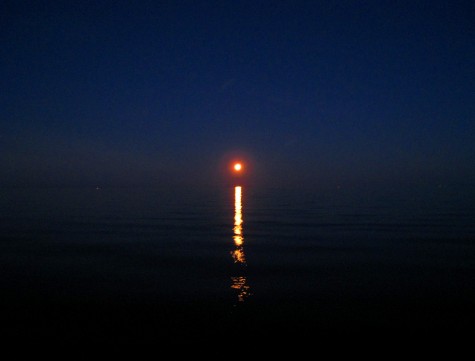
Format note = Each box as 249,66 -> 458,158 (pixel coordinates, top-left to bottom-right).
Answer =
1,0 -> 474,191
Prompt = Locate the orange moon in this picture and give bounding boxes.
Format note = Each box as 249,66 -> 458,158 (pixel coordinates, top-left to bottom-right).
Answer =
234,163 -> 242,171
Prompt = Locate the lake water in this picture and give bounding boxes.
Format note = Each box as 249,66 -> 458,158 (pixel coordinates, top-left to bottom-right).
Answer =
1,185 -> 474,344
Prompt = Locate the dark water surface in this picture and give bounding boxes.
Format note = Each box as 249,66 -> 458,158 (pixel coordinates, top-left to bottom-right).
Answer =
1,186 -> 474,344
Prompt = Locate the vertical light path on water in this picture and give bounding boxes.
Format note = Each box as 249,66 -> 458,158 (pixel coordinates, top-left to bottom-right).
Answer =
231,186 -> 251,303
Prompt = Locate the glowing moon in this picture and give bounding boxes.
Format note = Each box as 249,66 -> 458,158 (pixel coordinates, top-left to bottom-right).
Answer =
234,163 -> 242,171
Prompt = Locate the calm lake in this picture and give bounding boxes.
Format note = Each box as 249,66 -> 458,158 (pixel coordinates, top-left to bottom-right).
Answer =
1,185 -> 474,343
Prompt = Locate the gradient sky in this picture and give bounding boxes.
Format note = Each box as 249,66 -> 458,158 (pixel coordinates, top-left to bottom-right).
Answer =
1,0 -> 474,192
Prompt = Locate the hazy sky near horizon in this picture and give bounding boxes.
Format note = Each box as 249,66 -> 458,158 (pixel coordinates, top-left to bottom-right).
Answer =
1,0 -> 474,191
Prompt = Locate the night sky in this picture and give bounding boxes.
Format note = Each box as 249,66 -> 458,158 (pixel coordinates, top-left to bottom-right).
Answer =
2,0 -> 474,192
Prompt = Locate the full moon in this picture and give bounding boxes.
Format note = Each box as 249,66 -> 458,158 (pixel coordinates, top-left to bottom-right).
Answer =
234,163 -> 242,171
